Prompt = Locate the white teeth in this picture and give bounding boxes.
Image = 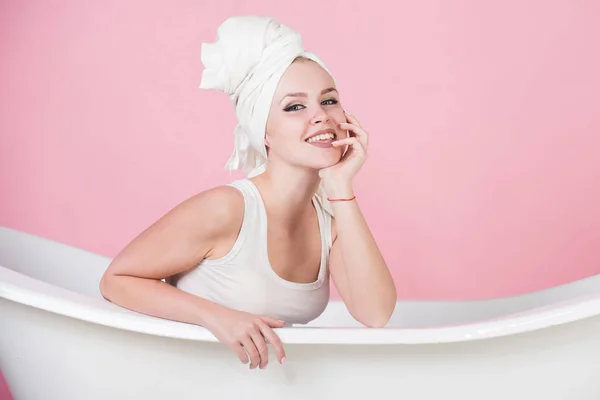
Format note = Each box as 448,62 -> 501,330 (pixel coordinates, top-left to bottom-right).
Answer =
306,133 -> 335,143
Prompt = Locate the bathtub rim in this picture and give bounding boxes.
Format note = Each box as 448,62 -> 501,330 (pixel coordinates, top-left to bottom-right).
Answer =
2,264 -> 600,346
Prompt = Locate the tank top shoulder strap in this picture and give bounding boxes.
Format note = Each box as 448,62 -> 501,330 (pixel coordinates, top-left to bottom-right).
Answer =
225,179 -> 263,226
312,194 -> 334,255
202,179 -> 262,263
226,179 -> 256,200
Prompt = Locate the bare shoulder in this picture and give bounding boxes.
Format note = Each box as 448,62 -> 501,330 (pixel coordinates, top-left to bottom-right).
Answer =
104,184 -> 245,279
169,184 -> 245,240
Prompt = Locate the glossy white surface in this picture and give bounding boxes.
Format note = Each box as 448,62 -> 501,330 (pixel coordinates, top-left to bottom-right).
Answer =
2,226 -> 600,399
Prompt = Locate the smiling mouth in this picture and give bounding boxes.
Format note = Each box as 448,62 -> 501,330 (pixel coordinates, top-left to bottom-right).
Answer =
305,132 -> 337,143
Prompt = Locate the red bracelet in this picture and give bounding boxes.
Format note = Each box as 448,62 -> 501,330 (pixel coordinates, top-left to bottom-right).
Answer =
327,195 -> 356,202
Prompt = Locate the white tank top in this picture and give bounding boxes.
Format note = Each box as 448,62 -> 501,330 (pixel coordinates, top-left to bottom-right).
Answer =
172,179 -> 332,325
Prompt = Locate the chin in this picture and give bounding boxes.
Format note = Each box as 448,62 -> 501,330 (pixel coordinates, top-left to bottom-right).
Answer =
307,156 -> 342,171
295,147 -> 343,171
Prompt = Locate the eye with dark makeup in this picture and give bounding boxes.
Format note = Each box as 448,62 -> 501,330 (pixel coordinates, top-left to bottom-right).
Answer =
284,98 -> 339,112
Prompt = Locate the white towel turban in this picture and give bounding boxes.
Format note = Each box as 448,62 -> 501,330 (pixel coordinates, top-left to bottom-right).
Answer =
199,15 -> 336,215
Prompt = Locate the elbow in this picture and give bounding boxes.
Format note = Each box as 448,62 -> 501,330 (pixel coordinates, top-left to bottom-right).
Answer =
99,258 -> 124,301
99,273 -> 110,300
359,309 -> 394,328
99,271 -> 116,302
355,294 -> 397,328
363,319 -> 389,329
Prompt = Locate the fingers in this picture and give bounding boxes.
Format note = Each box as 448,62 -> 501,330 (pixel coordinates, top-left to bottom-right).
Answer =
232,343 -> 250,365
341,110 -> 368,149
339,122 -> 368,148
261,316 -> 286,328
344,109 -> 361,125
229,316 -> 287,370
240,336 -> 261,369
332,137 -> 366,155
258,320 -> 286,364
250,330 -> 270,369
339,122 -> 366,137
332,137 -> 366,164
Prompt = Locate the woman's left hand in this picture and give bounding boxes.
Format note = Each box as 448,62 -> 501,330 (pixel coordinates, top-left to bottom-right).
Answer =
319,110 -> 369,196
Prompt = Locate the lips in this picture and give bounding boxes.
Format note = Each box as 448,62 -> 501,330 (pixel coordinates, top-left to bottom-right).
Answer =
305,129 -> 337,144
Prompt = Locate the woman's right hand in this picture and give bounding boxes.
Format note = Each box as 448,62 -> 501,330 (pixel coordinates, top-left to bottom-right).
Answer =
203,305 -> 287,369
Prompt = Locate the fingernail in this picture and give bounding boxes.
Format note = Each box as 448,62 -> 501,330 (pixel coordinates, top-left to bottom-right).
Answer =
281,357 -> 286,364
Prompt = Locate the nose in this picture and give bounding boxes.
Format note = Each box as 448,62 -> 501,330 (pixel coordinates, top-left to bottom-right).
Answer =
309,109 -> 330,125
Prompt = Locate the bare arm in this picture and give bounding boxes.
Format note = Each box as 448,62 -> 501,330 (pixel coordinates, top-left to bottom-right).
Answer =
328,199 -> 397,328
100,186 -> 241,324
320,110 -> 396,327
100,186 -> 286,368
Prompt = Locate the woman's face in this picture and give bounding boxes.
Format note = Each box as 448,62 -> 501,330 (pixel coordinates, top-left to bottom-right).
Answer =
265,58 -> 348,171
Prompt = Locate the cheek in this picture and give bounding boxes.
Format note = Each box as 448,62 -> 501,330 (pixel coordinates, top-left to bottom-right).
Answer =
333,114 -> 349,138
266,117 -> 305,148
330,110 -> 346,125
266,115 -> 283,134
265,116 -> 286,145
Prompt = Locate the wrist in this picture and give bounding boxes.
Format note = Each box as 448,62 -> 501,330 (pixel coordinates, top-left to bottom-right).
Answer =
324,183 -> 354,200
194,297 -> 223,327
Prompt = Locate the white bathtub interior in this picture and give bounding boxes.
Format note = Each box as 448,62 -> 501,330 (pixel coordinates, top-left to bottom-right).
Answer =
2,225 -> 600,330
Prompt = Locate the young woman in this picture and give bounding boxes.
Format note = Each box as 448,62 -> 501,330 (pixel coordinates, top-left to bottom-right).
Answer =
100,15 -> 396,371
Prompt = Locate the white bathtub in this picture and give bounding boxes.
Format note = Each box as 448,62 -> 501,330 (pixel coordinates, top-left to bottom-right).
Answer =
1,226 -> 600,399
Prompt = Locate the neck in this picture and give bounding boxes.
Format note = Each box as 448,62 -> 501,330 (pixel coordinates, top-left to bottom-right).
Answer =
249,161 -> 320,225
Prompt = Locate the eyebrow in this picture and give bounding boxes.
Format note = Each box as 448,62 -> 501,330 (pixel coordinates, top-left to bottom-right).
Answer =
280,87 -> 338,103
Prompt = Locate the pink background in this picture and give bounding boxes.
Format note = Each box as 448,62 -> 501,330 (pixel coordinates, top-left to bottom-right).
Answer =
1,1 -> 599,398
